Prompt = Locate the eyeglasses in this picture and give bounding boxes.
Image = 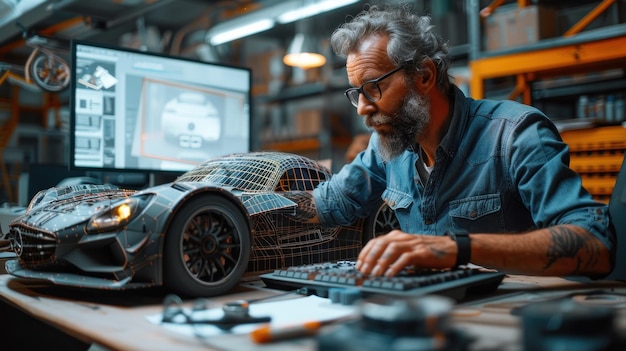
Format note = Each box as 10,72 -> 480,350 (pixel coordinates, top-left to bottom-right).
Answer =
344,64 -> 406,108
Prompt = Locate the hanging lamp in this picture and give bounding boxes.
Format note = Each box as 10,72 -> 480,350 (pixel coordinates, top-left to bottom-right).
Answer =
283,19 -> 326,69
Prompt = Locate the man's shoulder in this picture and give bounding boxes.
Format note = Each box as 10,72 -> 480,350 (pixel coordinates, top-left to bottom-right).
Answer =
469,97 -> 545,122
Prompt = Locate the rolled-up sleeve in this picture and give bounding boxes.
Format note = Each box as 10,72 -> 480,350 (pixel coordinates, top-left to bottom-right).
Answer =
508,111 -> 615,252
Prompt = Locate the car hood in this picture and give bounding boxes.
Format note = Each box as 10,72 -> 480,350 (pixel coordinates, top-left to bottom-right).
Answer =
15,188 -> 138,231
13,180 -> 299,232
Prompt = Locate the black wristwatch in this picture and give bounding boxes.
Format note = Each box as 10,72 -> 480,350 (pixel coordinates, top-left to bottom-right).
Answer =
445,229 -> 471,267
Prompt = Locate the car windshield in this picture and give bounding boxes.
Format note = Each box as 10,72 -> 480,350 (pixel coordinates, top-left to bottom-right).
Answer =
176,157 -> 281,192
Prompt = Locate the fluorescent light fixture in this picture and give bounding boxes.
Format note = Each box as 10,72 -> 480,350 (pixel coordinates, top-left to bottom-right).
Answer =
207,0 -> 360,45
209,18 -> 274,45
277,0 -> 360,24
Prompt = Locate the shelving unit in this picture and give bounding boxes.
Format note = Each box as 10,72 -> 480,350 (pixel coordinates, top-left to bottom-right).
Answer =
561,125 -> 626,202
469,24 -> 626,104
250,46 -> 360,167
0,85 -> 63,204
0,89 -> 19,204
468,0 -> 626,105
468,0 -> 626,200
254,81 -> 337,161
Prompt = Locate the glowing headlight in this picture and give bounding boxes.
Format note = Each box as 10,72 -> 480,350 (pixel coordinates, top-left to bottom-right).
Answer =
116,203 -> 132,220
87,197 -> 148,232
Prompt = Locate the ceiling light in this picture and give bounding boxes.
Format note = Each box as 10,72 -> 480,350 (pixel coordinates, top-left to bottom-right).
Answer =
277,0 -> 360,24
206,0 -> 360,45
209,18 -> 274,46
283,33 -> 326,69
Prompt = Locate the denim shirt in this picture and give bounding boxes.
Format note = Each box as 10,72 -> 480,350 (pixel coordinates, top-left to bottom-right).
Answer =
314,86 -> 614,252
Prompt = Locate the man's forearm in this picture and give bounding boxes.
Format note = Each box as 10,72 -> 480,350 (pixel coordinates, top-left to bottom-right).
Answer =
471,224 -> 612,277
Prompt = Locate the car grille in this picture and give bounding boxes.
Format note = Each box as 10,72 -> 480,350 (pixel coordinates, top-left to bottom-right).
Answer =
11,225 -> 57,267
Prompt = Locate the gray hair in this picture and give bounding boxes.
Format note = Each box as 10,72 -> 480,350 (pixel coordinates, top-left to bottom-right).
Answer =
330,3 -> 452,92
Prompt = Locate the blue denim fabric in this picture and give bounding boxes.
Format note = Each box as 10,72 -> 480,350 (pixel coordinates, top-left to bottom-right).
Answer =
314,86 -> 614,252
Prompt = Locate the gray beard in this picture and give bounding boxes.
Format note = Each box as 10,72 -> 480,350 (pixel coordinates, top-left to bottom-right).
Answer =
366,90 -> 431,163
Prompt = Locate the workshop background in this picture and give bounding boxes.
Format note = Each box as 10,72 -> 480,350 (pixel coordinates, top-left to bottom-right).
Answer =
0,0 -> 625,206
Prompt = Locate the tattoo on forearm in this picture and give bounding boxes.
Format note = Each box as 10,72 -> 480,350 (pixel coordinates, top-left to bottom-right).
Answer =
544,226 -> 600,273
431,247 -> 446,259
283,191 -> 316,220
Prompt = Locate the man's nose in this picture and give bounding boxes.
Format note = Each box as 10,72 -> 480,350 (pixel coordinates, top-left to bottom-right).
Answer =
356,95 -> 376,116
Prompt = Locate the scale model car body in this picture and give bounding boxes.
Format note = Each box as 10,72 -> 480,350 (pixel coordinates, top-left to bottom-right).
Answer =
6,152 -> 397,297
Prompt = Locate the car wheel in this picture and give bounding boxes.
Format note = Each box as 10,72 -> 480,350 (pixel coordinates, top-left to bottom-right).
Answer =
363,201 -> 400,243
163,195 -> 251,297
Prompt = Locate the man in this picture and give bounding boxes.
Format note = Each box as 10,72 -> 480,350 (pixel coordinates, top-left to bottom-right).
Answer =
290,4 -> 614,279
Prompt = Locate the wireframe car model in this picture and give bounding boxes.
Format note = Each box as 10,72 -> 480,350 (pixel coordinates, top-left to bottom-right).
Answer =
6,152 -> 397,297
162,92 -> 221,148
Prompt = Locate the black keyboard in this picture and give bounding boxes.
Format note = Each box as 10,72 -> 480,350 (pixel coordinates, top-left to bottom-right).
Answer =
260,261 -> 505,302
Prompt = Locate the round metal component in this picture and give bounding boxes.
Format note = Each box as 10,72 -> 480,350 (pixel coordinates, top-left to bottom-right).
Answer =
222,300 -> 251,318
359,295 -> 454,337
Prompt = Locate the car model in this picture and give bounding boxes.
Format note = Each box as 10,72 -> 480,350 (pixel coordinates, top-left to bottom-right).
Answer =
161,92 -> 221,148
5,152 -> 398,297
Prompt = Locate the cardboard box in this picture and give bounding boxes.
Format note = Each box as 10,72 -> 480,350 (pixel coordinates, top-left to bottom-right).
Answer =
485,5 -> 556,52
293,108 -> 321,137
246,49 -> 285,96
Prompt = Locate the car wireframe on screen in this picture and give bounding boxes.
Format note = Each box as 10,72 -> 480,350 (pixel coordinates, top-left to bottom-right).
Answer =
162,92 -> 221,149
5,152 -> 398,297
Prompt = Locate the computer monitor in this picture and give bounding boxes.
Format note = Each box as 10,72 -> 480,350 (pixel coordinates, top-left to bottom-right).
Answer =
69,40 -> 252,175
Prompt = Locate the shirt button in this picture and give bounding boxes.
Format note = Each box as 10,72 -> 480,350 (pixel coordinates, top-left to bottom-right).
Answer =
424,219 -> 433,225
390,201 -> 396,207
470,211 -> 478,218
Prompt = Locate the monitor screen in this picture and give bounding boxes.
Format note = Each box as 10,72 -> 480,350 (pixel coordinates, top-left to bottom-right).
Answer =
69,40 -> 251,174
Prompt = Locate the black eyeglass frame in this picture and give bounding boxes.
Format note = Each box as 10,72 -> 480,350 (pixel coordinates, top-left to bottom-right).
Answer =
344,64 -> 407,108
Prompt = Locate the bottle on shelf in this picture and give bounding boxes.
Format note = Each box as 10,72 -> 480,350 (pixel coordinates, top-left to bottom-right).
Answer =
588,96 -> 596,119
594,95 -> 605,121
605,94 -> 615,123
615,93 -> 625,123
577,95 -> 589,119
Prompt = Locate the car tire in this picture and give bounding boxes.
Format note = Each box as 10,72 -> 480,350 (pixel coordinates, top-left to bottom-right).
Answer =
163,194 -> 251,297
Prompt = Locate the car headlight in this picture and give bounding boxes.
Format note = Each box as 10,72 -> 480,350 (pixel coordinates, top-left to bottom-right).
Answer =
86,196 -> 151,233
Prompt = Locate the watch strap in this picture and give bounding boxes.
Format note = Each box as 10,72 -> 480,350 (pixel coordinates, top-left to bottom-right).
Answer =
446,229 -> 471,267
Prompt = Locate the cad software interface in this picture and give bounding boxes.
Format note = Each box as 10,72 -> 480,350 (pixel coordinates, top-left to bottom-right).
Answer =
72,43 -> 251,173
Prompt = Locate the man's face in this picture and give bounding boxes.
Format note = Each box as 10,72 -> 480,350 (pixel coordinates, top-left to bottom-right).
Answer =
345,35 -> 431,162
365,88 -> 431,162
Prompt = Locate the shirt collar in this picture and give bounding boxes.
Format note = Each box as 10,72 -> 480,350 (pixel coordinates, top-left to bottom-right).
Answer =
438,85 -> 470,159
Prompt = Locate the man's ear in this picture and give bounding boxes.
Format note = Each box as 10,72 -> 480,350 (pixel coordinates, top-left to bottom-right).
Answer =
416,60 -> 436,92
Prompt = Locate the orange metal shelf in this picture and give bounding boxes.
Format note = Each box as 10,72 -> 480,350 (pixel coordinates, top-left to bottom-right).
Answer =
569,152 -> 626,174
470,33 -> 626,102
470,0 -> 626,104
561,126 -> 626,203
561,125 -> 626,152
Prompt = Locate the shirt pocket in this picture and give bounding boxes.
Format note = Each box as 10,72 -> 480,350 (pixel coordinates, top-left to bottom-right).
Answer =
449,193 -> 505,233
382,188 -> 413,229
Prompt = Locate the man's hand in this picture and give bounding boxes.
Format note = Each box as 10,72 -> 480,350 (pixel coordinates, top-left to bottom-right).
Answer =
356,230 -> 458,276
356,225 -> 612,278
